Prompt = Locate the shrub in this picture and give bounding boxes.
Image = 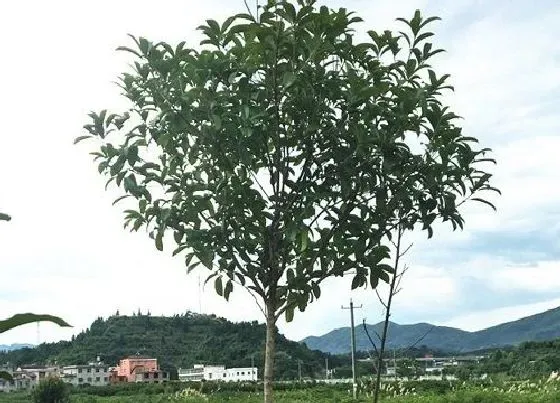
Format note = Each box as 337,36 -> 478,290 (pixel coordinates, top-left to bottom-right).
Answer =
32,377 -> 70,403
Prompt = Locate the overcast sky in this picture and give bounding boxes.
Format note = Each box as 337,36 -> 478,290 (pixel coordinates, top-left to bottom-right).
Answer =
1,0 -> 559,347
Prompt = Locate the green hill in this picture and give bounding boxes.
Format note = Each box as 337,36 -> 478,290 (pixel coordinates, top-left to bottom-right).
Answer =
0,312 -> 341,380
302,306 -> 560,354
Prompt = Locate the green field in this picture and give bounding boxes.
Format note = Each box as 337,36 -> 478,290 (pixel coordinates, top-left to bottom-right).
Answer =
4,380 -> 560,403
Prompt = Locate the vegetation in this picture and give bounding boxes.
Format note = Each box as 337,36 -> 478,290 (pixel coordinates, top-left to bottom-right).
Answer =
454,339 -> 560,379
0,313 -> 342,380
32,377 -> 70,403
4,380 -> 560,403
76,0 -> 497,401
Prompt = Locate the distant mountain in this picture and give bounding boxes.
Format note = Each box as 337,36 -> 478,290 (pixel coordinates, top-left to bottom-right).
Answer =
0,344 -> 34,352
301,306 -> 560,354
0,313 -> 342,380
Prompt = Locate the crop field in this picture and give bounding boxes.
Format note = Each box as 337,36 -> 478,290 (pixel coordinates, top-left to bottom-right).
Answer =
4,380 -> 560,403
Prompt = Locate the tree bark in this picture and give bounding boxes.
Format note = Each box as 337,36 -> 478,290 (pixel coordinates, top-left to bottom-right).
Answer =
264,303 -> 276,403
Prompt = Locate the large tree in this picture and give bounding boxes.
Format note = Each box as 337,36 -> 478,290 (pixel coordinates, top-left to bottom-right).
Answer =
77,1 -> 496,401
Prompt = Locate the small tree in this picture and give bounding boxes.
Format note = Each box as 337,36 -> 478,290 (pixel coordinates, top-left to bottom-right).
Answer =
32,377 -> 70,403
76,1 -> 496,401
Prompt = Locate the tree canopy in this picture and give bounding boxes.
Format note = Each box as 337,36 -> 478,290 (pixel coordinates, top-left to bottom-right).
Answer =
77,1 -> 497,400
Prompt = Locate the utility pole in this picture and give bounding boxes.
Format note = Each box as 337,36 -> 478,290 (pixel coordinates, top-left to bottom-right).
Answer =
251,355 -> 255,381
325,358 -> 329,380
342,299 -> 362,399
394,350 -> 397,381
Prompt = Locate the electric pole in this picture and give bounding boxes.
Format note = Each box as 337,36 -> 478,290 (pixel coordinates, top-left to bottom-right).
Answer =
342,299 -> 362,399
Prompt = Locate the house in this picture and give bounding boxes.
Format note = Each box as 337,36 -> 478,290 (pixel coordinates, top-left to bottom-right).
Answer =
61,362 -> 110,387
17,366 -> 60,387
110,356 -> 168,384
178,364 -> 258,382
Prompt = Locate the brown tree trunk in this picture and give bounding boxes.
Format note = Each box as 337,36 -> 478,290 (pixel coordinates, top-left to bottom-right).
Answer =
264,304 -> 276,403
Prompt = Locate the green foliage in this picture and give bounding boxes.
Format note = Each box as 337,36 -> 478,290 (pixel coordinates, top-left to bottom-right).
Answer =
77,0 -> 496,324
32,377 -> 70,403
0,313 -> 341,380
0,212 -> 10,221
0,313 -> 71,334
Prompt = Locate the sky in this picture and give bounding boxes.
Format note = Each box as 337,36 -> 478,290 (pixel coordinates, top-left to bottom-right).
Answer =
0,0 -> 559,347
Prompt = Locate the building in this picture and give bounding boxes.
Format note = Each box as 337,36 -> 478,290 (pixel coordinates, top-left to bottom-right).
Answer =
178,364 -> 258,382
110,356 -> 168,384
61,362 -> 110,387
17,366 -> 60,387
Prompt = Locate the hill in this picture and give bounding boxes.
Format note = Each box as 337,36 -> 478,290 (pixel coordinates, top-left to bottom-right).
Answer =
0,312 -> 341,379
301,306 -> 560,354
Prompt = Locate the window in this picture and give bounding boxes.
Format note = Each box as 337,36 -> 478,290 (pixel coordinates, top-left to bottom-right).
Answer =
223,373 -> 227,378
144,373 -> 149,379
96,368 -> 100,373
104,377 -> 108,382
87,368 -> 91,373
87,378 -> 92,382
78,378 -> 83,383
208,373 -> 212,379
154,372 -> 158,379
95,377 -> 100,382
78,369 -> 82,374
242,372 -> 245,375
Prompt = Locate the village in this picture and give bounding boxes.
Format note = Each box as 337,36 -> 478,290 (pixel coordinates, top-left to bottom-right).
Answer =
0,355 -> 257,393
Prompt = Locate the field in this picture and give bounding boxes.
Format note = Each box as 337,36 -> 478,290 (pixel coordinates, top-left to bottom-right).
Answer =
4,380 -> 560,403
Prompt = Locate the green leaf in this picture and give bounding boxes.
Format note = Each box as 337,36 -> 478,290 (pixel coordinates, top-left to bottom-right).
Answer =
224,280 -> 233,300
215,276 -> 223,296
471,197 -> 497,211
74,135 -> 91,145
155,231 -> 164,251
312,284 -> 321,299
0,314 -> 71,334
285,305 -> 295,323
351,275 -> 363,290
300,228 -> 308,252
282,72 -> 296,89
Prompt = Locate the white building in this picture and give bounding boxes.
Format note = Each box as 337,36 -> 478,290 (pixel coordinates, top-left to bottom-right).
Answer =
178,364 -> 258,382
18,366 -> 60,387
62,362 -> 110,387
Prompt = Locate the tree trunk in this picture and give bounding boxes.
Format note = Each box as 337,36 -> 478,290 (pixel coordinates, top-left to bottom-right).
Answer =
264,304 -> 276,403
374,227 -> 403,403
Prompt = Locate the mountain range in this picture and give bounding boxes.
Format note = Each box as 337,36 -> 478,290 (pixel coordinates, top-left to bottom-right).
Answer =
301,306 -> 560,354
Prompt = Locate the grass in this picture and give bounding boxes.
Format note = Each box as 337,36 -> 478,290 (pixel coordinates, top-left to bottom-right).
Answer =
3,382 -> 560,403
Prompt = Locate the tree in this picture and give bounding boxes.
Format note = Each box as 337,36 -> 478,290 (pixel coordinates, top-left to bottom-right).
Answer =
0,212 -> 10,221
32,377 -> 70,403
76,1 -> 497,401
